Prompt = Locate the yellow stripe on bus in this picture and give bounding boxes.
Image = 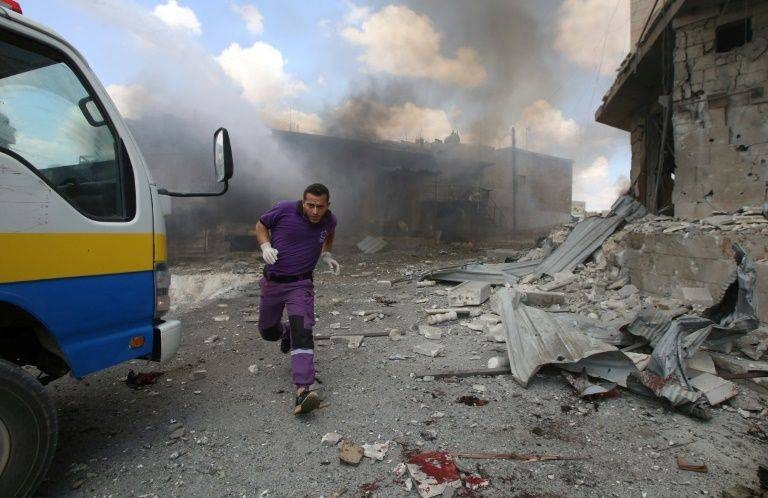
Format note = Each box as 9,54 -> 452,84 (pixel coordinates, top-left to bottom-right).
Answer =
0,233 -> 159,284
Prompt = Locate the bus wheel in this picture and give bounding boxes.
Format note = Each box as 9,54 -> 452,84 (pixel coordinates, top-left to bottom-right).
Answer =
0,359 -> 58,497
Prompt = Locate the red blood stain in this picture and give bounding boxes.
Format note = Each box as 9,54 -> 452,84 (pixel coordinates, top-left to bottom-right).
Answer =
358,478 -> 382,494
457,395 -> 489,406
407,451 -> 460,483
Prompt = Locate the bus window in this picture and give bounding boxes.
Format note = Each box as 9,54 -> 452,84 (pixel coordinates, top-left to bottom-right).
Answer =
0,36 -> 134,220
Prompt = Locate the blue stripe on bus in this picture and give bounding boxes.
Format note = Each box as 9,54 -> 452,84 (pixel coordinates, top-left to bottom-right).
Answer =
0,271 -> 155,377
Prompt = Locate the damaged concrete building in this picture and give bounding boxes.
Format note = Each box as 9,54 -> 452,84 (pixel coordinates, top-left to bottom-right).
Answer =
597,0 -> 767,217
273,130 -> 572,242
595,0 -> 768,326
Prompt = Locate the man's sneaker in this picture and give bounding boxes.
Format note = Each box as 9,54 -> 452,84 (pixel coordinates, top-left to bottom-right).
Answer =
280,325 -> 290,354
293,390 -> 320,415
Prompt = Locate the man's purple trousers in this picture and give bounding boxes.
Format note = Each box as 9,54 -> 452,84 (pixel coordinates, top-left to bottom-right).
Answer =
257,277 -> 315,387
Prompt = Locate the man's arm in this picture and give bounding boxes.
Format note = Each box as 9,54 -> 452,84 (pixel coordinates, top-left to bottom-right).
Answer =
321,231 -> 334,253
255,220 -> 270,245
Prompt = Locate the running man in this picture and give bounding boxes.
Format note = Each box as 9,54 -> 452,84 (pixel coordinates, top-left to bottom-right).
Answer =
255,183 -> 340,414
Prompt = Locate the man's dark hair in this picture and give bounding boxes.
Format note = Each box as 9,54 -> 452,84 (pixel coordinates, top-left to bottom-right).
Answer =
303,183 -> 330,201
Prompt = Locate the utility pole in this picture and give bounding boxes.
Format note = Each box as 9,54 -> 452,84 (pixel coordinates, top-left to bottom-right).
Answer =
511,127 -> 517,236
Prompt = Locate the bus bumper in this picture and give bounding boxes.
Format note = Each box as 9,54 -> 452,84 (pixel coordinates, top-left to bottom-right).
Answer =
152,319 -> 181,363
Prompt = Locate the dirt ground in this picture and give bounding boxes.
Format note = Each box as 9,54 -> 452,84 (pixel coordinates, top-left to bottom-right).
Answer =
36,248 -> 767,497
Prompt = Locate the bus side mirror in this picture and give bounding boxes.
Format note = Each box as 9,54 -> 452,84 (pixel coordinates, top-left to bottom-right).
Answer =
214,127 -> 233,183
158,127 -> 233,197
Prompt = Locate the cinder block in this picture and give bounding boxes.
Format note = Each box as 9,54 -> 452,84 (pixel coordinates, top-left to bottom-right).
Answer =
520,291 -> 565,307
448,281 -> 491,306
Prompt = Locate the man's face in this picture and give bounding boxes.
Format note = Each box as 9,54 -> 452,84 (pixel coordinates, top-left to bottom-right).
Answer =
302,192 -> 329,224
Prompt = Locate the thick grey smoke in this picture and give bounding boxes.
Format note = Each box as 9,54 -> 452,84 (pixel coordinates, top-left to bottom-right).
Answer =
328,0 -> 560,146
69,0 -> 309,232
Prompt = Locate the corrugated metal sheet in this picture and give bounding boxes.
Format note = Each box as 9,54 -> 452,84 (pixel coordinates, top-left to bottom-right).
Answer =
356,236 -> 388,254
422,260 -> 540,284
532,196 -> 647,278
424,196 -> 646,284
626,308 -> 672,346
497,288 -> 635,387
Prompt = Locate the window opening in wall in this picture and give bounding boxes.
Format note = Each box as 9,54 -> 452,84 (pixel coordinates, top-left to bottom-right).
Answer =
716,18 -> 752,53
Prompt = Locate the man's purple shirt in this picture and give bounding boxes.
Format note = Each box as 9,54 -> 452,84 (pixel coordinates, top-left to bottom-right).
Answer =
259,200 -> 337,276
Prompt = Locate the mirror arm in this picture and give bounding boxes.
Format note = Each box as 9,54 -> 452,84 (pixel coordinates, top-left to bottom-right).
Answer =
157,180 -> 228,197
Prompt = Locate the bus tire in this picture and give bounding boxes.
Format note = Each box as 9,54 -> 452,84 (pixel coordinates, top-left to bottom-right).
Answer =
0,359 -> 58,497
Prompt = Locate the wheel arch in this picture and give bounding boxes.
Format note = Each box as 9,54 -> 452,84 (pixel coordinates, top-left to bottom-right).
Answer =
0,300 -> 71,382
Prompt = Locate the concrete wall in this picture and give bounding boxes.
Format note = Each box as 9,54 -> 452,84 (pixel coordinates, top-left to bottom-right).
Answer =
485,148 -> 572,236
619,230 -> 768,325
671,3 -> 768,218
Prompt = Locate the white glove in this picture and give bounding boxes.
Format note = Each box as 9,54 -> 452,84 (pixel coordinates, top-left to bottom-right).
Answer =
321,251 -> 340,275
260,242 -> 279,265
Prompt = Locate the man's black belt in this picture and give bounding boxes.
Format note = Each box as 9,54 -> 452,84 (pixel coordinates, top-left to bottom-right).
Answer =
263,269 -> 313,283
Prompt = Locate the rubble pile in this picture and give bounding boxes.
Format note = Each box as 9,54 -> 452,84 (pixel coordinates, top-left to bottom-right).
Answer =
414,200 -> 768,423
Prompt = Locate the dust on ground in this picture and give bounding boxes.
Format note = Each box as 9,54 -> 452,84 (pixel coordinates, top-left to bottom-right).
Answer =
37,246 -> 766,497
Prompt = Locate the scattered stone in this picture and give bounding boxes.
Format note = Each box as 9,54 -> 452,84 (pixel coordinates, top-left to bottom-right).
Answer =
448,281 -> 491,306
417,429 -> 438,443
248,364 -> 259,374
418,324 -> 443,340
521,290 -> 566,307
339,440 -> 364,466
487,355 -> 509,369
427,311 -> 457,325
388,328 -> 403,341
204,335 -> 220,344
189,369 -> 207,381
363,441 -> 391,460
617,284 -> 639,298
169,427 -> 185,439
346,335 -> 364,348
417,280 -> 436,288
413,343 -> 445,357
213,315 -> 230,322
322,432 -> 342,446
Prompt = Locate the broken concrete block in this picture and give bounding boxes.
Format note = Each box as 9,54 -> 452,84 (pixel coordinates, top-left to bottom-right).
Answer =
461,320 -> 484,332
689,372 -> 738,405
521,290 -> 566,307
427,311 -> 457,325
339,440 -> 364,465
736,327 -> 768,360
413,343 -> 445,357
346,335 -> 364,348
617,284 -> 639,298
539,271 -> 575,292
680,286 -> 715,307
417,280 -> 436,288
189,369 -> 207,381
484,323 -> 505,343
363,441 -> 390,460
418,325 -> 443,340
686,351 -> 717,374
478,314 -> 501,325
448,281 -> 491,306
729,390 -> 764,412
388,328 -> 403,341
377,280 -> 392,287
487,355 -> 510,369
322,432 -> 342,446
